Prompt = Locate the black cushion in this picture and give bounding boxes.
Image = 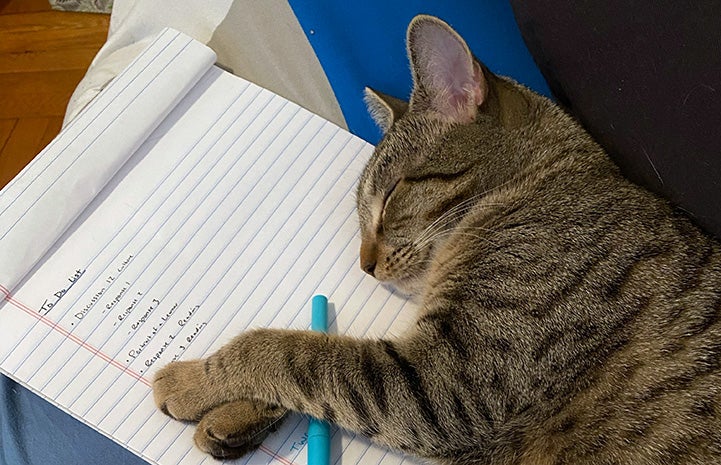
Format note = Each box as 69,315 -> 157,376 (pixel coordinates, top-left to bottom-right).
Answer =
510,0 -> 721,238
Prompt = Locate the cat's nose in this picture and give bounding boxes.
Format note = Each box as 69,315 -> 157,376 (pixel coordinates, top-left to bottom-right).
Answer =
362,259 -> 377,277
360,239 -> 378,277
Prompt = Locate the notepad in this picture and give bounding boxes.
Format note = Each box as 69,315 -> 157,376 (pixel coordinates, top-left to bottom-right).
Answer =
0,29 -> 421,465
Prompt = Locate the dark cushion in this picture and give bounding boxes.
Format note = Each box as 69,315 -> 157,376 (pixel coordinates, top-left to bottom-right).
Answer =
510,0 -> 721,239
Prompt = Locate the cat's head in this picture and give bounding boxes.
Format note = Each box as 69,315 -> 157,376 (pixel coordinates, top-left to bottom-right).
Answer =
357,15 -> 539,295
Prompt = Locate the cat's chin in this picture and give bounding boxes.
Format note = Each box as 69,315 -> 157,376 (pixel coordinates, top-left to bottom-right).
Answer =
380,279 -> 421,302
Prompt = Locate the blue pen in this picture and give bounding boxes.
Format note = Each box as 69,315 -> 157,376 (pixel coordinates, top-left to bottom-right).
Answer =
308,295 -> 331,465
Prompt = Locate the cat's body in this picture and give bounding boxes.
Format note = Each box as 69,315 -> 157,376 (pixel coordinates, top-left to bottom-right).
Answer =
153,15 -> 721,464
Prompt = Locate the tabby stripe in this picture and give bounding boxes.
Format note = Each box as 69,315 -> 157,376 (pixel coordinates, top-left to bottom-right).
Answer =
345,382 -> 379,436
489,369 -> 508,394
694,339 -> 721,372
601,245 -> 664,299
546,304 -> 641,401
555,416 -> 576,434
498,221 -> 529,232
455,370 -> 495,427
284,348 -> 317,398
403,425 -> 424,453
690,395 -> 717,418
637,371 -> 697,403
678,241 -> 716,294
362,424 -> 381,439
683,297 -> 721,339
381,340 -> 447,438
663,305 -> 686,328
528,246 -> 613,320
554,315 -> 640,407
321,402 -> 337,423
480,291 -> 524,311
557,247 -> 612,299
556,413 -> 611,460
360,343 -> 389,414
488,336 -> 512,354
531,327 -> 565,364
476,400 -> 495,427
500,203 -> 523,218
450,392 -> 475,437
418,312 -> 471,360
658,434 -> 702,465
623,416 -> 655,440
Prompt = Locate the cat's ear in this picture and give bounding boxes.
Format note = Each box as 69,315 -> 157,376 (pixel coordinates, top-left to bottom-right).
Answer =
364,87 -> 408,133
407,15 -> 487,123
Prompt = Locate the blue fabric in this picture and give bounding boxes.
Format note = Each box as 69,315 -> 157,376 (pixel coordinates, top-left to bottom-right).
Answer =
0,3 -> 550,464
287,0 -> 551,144
1,376 -> 147,465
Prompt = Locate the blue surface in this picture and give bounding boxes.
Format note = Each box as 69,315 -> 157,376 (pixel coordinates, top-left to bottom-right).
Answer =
287,0 -> 551,144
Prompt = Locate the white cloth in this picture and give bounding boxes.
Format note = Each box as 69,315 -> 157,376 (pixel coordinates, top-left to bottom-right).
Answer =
65,0 -> 346,129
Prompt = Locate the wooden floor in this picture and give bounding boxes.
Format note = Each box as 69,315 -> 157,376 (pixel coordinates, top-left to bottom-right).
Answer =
0,0 -> 109,189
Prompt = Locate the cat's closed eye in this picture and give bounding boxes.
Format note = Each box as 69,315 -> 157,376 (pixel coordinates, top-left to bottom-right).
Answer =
380,178 -> 401,227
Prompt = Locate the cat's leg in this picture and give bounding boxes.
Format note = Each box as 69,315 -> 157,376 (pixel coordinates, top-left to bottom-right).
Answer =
153,327 -> 463,459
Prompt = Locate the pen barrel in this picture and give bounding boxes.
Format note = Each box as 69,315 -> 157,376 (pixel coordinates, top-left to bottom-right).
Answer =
308,419 -> 331,464
311,295 -> 328,333
309,294 -> 330,465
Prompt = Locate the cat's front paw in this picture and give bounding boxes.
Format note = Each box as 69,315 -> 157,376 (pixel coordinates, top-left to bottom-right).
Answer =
153,360 -> 222,421
194,400 -> 289,460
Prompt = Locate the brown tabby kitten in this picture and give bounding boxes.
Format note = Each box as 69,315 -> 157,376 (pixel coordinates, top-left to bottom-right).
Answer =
153,15 -> 721,464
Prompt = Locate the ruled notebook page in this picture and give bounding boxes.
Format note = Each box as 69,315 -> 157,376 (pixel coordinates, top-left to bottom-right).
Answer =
0,29 -> 216,292
0,31 -> 421,465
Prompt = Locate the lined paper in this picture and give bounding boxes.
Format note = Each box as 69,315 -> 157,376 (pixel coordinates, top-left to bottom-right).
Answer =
0,30 -> 421,465
0,29 -> 216,292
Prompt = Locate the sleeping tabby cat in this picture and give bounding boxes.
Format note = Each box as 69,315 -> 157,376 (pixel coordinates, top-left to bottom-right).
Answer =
153,15 -> 721,464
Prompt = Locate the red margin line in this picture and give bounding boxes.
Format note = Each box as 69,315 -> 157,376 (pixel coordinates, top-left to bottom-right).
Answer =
2,284 -> 299,465
259,444 -> 296,465
0,284 -> 151,387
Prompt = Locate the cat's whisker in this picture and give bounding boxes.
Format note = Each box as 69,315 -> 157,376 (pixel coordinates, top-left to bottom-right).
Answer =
414,210 -> 467,247
414,215 -> 492,248
414,228 -> 460,252
414,200 -> 505,246
414,202 -> 474,243
413,225 -> 500,253
430,224 -> 500,244
417,191 -> 497,236
414,183 -> 513,240
408,231 -> 501,271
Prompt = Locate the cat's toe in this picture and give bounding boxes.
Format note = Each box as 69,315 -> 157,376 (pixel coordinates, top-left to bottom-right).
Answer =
153,360 -> 218,421
194,400 -> 288,460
